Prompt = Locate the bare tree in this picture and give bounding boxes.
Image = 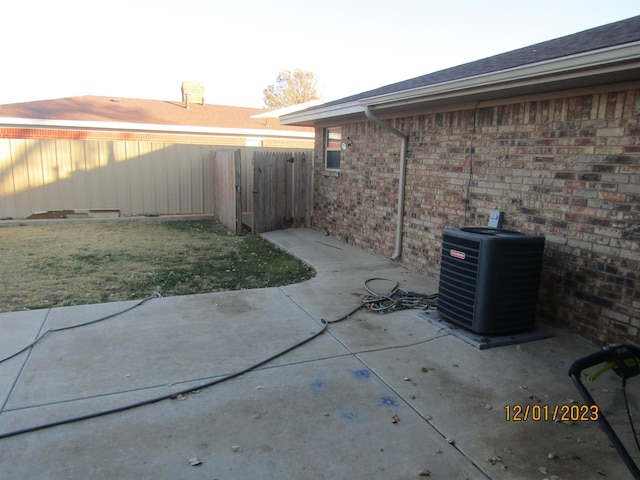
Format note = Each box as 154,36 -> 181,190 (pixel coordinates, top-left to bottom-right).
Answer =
263,69 -> 320,109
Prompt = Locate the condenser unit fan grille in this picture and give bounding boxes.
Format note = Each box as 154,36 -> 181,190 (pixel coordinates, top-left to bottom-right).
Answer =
438,236 -> 480,329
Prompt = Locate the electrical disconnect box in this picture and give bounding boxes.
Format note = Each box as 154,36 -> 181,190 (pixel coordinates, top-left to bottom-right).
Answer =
488,210 -> 504,228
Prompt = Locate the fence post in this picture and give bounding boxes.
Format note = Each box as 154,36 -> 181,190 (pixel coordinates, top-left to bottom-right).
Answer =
234,149 -> 242,235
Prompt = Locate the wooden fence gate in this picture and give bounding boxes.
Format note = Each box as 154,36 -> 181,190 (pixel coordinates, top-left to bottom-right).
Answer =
211,149 -> 242,234
252,151 -> 312,233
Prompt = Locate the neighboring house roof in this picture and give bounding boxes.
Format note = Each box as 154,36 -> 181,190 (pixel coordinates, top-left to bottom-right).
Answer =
0,96 -> 313,140
282,15 -> 640,126
250,100 -> 323,119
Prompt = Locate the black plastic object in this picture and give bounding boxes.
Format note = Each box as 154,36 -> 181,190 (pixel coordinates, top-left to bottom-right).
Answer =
437,227 -> 545,335
569,345 -> 640,479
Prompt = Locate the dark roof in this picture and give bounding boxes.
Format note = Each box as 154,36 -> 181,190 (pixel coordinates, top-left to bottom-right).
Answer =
0,96 -> 312,132
320,15 -> 640,108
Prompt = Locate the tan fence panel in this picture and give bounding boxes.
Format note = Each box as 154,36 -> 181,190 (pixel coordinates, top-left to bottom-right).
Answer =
164,145 -> 181,214
26,139 -> 46,210
85,140 -> 103,208
56,140 -> 75,210
138,141 -> 156,213
0,138 -> 218,218
0,139 -> 16,218
189,144 -> 206,214
2,140 -> 24,217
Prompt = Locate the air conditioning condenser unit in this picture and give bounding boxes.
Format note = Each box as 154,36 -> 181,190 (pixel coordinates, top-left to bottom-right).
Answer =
437,227 -> 545,335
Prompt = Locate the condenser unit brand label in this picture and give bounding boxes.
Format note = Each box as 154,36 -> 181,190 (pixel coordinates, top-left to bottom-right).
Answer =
450,249 -> 466,260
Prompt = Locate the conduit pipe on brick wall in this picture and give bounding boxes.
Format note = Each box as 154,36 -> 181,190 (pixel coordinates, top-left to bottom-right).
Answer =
364,106 -> 408,261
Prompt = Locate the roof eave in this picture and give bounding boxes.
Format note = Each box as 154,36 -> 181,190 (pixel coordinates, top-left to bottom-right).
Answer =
280,102 -> 365,127
282,41 -> 640,126
362,41 -> 640,111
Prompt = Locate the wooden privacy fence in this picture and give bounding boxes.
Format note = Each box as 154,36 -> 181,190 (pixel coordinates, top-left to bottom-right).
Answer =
211,149 -> 242,234
212,149 -> 313,233
252,151 -> 312,233
0,137 -> 313,235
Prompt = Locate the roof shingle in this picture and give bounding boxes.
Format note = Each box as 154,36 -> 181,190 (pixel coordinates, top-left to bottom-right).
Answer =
319,15 -> 640,108
0,96 -> 311,133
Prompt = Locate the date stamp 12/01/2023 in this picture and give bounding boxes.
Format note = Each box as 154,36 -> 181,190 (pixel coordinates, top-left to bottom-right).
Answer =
504,404 -> 599,422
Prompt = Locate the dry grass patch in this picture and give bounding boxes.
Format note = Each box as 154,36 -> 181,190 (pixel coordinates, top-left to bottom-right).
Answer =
0,218 -> 315,312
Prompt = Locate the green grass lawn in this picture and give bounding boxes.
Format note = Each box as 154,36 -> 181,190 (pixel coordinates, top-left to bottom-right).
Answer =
0,219 -> 315,312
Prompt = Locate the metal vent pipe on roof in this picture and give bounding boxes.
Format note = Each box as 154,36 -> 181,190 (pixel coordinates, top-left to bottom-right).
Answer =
363,106 -> 408,261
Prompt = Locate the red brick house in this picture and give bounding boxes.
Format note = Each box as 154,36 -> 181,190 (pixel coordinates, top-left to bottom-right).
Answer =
281,16 -> 640,345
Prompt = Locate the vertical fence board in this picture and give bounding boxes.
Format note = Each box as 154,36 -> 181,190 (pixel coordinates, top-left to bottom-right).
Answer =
137,141 -> 155,214
125,141 -> 144,214
25,140 -> 45,212
177,145 -> 192,213
190,145 -> 204,213
55,140 -> 74,210
292,152 -> 303,227
151,143 -> 169,214
204,148 -> 214,215
240,148 -> 254,226
40,139 -> 60,210
70,140 -> 89,208
212,149 -> 241,234
165,145 -> 180,214
202,149 -> 213,215
85,140 -> 103,208
0,139 -> 17,218
234,150 -> 242,233
11,140 -> 31,214
110,141 -> 129,213
291,152 -> 309,227
98,141 -> 118,208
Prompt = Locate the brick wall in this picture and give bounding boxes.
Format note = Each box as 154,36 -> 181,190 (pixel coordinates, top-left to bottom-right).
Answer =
0,127 -> 313,148
0,127 -> 242,145
312,86 -> 640,345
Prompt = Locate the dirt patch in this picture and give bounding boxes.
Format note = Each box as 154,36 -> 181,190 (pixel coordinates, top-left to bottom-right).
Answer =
0,218 -> 315,312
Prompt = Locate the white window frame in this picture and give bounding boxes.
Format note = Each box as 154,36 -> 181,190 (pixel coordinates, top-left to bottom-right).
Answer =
325,127 -> 342,171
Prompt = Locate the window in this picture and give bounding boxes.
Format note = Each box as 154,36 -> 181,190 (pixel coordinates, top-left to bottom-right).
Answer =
325,127 -> 342,170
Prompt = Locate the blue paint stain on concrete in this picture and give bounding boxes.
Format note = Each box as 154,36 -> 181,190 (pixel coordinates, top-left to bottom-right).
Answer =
341,411 -> 358,420
351,369 -> 371,379
311,379 -> 326,389
378,396 -> 399,407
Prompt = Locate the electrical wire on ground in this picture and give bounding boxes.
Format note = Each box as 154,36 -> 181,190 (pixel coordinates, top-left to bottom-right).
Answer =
0,292 -> 162,366
0,280 -> 438,440
361,277 -> 438,313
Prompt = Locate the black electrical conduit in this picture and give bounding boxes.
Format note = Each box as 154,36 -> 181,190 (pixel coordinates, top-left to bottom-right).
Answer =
0,279 -> 437,440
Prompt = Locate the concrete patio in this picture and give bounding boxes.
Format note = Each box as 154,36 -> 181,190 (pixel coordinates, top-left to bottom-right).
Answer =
0,228 -> 637,479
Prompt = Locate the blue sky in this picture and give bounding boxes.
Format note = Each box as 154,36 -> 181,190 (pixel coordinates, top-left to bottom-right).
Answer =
1,0 -> 639,108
